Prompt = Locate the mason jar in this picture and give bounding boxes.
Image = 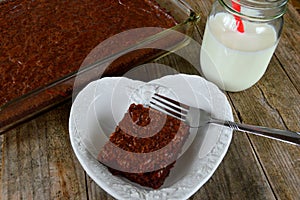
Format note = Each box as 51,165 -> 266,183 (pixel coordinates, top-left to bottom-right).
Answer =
200,0 -> 288,92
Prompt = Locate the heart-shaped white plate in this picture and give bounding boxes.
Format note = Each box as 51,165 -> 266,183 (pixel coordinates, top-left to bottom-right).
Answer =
69,74 -> 233,200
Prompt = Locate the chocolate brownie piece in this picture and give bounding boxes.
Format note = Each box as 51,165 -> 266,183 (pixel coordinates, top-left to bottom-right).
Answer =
98,103 -> 190,189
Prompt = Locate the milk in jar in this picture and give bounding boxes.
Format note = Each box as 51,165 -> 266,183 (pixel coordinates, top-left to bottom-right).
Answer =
201,13 -> 278,92
200,0 -> 287,92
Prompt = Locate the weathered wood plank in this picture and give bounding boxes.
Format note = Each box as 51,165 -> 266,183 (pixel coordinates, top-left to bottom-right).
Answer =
228,43 -> 300,200
289,0 -> 300,14
275,4 -> 300,92
228,60 -> 300,200
1,103 -> 88,200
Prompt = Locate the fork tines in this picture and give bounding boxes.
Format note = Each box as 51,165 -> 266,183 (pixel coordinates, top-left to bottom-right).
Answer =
150,93 -> 189,121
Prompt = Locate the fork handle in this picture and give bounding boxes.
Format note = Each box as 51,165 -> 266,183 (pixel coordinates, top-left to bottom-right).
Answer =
209,119 -> 300,146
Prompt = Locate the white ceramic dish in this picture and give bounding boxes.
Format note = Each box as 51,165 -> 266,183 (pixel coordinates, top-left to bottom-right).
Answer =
69,74 -> 233,200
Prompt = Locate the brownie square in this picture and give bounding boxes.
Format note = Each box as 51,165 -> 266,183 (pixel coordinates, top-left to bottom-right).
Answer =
98,103 -> 190,189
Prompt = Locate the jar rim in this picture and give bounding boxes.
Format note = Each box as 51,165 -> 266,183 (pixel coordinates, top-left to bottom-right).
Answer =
219,0 -> 288,21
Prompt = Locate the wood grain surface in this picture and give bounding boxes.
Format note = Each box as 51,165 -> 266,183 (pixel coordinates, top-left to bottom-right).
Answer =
1,0 -> 299,200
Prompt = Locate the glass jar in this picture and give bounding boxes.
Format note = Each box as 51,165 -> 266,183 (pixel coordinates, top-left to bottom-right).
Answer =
200,0 -> 288,92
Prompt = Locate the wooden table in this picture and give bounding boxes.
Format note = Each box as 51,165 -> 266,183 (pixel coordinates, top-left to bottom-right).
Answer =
1,0 -> 299,199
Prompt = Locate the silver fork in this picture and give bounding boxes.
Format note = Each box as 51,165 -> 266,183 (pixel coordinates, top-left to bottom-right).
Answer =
150,93 -> 300,146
